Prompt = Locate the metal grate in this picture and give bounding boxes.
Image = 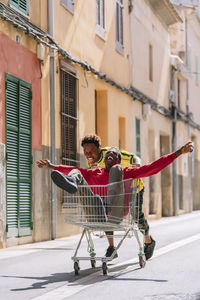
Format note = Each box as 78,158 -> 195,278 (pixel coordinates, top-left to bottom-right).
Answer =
60,68 -> 78,166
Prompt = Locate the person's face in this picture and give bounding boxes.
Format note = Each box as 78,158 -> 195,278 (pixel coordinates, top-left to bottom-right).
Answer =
104,150 -> 120,170
83,143 -> 101,165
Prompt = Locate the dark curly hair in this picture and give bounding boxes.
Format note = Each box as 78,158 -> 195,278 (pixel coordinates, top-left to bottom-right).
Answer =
81,134 -> 101,148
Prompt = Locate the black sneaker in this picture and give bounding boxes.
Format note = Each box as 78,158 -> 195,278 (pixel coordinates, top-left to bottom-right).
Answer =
105,246 -> 118,259
144,236 -> 156,260
51,171 -> 78,194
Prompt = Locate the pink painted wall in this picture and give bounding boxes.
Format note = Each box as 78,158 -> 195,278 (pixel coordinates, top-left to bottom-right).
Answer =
0,33 -> 41,150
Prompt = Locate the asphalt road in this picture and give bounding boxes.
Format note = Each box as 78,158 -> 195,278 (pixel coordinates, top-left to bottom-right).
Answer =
0,211 -> 200,300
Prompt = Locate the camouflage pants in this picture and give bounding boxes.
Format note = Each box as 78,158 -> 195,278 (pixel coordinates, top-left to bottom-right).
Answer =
135,188 -> 149,235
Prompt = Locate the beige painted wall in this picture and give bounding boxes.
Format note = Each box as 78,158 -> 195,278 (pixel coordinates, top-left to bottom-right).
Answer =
54,0 -> 130,87
130,0 -> 171,107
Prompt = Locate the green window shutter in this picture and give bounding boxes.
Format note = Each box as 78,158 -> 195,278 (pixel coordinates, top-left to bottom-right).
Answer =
9,0 -> 29,15
6,73 -> 32,238
136,118 -> 141,157
6,77 -> 19,237
18,82 -> 32,236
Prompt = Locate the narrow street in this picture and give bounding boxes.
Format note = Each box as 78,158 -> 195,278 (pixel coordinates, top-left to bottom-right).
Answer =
0,211 -> 200,300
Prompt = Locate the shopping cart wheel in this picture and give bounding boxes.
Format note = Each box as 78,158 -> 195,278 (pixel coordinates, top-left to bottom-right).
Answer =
139,255 -> 146,268
102,262 -> 107,275
74,261 -> 80,275
91,259 -> 96,268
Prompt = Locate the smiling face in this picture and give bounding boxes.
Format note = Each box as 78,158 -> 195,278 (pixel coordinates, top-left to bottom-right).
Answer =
83,143 -> 101,165
104,148 -> 121,171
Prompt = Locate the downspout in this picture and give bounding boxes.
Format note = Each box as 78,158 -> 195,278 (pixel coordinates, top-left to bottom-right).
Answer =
48,0 -> 57,240
171,67 -> 178,216
185,17 -> 190,136
128,0 -> 134,86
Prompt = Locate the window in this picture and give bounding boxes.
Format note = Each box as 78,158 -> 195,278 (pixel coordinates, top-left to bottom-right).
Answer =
149,44 -> 153,82
116,0 -> 123,54
60,68 -> 78,166
136,118 -> 141,157
5,73 -> 32,237
95,90 -> 108,145
195,55 -> 199,85
9,0 -> 29,15
96,0 -> 105,39
61,0 -> 74,14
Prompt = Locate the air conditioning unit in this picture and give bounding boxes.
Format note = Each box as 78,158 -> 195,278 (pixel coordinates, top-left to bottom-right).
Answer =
142,103 -> 151,119
169,90 -> 175,103
37,43 -> 45,61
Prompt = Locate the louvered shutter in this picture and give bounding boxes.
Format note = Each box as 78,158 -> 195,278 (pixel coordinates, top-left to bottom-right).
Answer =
18,82 -> 32,235
6,76 -> 19,237
9,0 -> 29,15
60,69 -> 78,166
6,73 -> 32,238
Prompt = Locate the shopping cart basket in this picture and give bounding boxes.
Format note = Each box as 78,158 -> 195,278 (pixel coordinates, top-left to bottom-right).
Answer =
62,178 -> 146,275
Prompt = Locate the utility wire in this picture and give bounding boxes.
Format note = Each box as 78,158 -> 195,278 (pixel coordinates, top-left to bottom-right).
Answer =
0,2 -> 200,131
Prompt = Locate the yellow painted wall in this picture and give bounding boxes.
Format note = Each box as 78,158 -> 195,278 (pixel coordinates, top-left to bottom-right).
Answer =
130,0 -> 171,107
54,0 -> 130,87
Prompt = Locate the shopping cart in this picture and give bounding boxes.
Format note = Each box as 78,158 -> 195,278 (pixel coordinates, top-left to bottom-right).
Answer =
62,178 -> 146,275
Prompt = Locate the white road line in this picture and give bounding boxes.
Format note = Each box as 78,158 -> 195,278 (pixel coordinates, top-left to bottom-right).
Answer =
32,232 -> 200,300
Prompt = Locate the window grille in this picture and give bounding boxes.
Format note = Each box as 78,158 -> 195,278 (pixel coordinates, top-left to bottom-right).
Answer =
60,68 -> 78,166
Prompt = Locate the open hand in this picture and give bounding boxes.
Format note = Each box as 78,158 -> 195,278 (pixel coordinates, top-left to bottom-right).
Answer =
36,159 -> 52,169
181,142 -> 194,154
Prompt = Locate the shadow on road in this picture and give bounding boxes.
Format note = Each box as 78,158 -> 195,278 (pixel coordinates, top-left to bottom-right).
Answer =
1,260 -> 168,292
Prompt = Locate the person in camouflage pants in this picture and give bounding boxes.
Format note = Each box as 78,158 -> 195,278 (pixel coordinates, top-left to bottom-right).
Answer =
81,134 -> 155,260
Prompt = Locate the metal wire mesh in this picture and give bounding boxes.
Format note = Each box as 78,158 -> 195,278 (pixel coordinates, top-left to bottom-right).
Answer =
62,178 -> 141,231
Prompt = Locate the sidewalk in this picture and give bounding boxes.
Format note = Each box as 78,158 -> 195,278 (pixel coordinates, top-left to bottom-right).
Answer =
0,233 -> 83,260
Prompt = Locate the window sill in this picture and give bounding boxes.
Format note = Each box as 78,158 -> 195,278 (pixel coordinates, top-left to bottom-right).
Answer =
60,1 -> 74,15
96,24 -> 106,41
115,41 -> 124,55
9,4 -> 29,19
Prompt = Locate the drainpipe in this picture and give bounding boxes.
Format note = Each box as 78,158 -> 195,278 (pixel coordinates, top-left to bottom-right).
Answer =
48,0 -> 57,240
185,17 -> 190,136
128,0 -> 134,86
171,67 -> 179,216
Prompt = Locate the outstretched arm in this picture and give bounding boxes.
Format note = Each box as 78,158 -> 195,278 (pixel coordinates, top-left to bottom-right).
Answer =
36,159 -> 83,175
124,142 -> 194,179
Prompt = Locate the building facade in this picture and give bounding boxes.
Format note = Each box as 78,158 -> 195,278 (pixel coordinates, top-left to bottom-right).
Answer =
0,0 -> 199,248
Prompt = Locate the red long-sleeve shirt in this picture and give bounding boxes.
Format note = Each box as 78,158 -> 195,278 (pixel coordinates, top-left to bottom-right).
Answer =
55,152 -> 177,186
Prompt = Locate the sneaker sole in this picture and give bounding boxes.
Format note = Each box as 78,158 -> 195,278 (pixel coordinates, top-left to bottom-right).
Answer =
51,171 -> 77,193
144,240 -> 156,260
